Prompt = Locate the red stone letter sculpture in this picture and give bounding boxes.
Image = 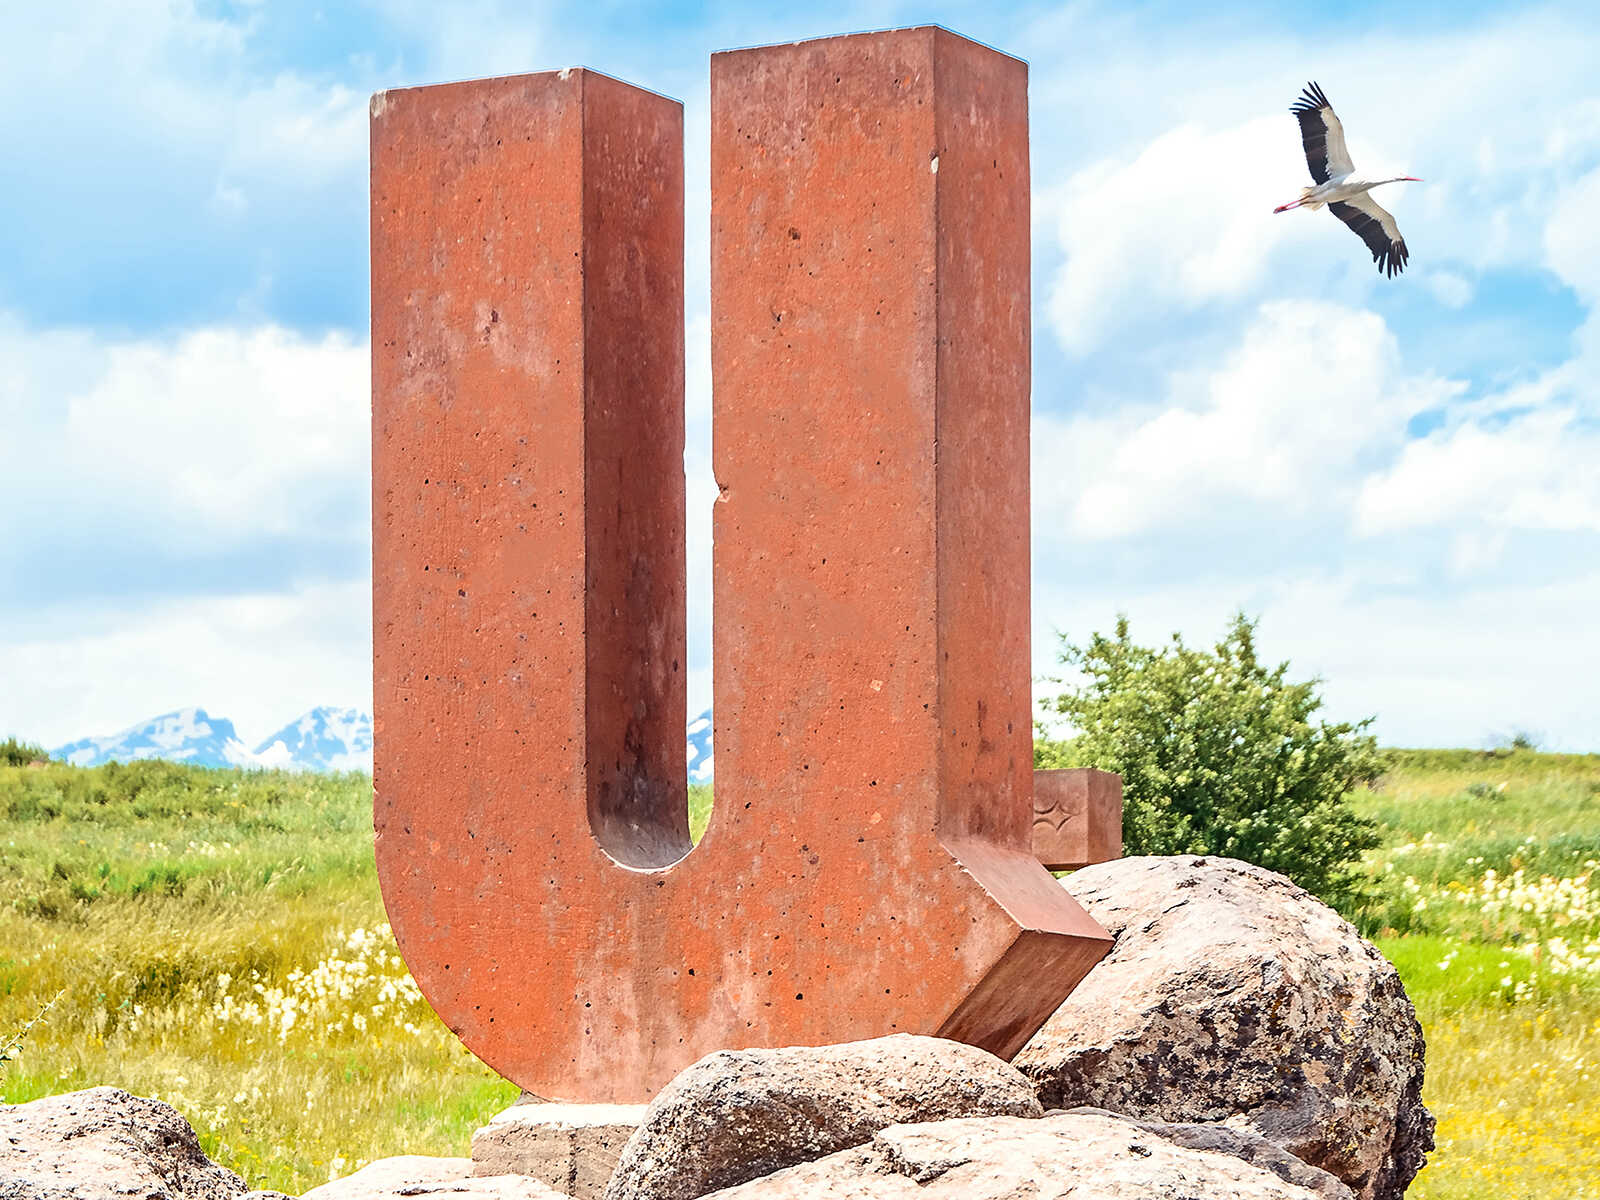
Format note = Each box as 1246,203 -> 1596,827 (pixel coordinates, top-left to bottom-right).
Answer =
371,27 -> 1111,1104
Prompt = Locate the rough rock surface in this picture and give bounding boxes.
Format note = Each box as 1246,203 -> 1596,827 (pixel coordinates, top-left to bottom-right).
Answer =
301,1157 -> 567,1200
1065,1108 -> 1352,1200
602,1034 -> 1042,1200
1013,856 -> 1434,1200
702,1110 -> 1348,1199
471,1102 -> 645,1199
0,1087 -> 247,1200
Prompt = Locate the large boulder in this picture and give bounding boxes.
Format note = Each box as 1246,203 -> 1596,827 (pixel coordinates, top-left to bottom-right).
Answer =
0,1087 -> 247,1200
702,1109 -> 1352,1199
1066,1108 -> 1353,1200
601,1033 -> 1042,1200
1013,856 -> 1433,1200
302,1157 -> 567,1200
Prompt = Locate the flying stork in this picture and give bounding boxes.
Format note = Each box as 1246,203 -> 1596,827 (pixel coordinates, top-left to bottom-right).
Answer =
1275,82 -> 1420,278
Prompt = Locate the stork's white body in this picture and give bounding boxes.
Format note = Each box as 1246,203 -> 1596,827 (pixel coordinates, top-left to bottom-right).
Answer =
1278,173 -> 1410,212
1277,82 -> 1420,276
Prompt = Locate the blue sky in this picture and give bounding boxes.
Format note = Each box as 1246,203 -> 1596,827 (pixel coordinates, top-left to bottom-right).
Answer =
2,0 -> 1597,751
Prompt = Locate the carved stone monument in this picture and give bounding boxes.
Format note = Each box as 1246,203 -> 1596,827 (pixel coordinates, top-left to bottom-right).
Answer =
370,26 -> 1112,1104
1032,769 -> 1124,871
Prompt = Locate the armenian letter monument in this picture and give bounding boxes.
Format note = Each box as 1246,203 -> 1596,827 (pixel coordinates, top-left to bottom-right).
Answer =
370,26 -> 1112,1104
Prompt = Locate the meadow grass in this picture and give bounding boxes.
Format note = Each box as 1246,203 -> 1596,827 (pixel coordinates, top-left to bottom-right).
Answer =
1353,749 -> 1600,1199
3,754 -> 1597,1195
0,761 -> 514,1190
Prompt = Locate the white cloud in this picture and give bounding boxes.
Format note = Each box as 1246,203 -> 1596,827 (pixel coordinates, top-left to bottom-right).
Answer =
1,316 -> 369,556
1031,566 -> 1600,754
63,325 -> 369,540
0,580 -> 372,751
1425,271 -> 1474,310
0,309 -> 731,742
0,315 -> 107,430
1346,159 -> 1600,551
1035,301 -> 1458,541
0,1 -> 366,165
685,311 -> 716,719
0,3 -> 366,179
363,0 -> 553,80
1355,405 -> 1600,542
1043,118 -> 1312,356
225,75 -> 370,183
0,2 -> 371,326
1031,10 -> 1600,357
5,0 -> 1599,756
1545,165 -> 1600,302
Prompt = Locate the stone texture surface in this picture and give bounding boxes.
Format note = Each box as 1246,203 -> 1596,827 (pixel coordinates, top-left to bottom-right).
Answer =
702,1110 -> 1348,1199
1013,856 -> 1434,1200
470,1103 -> 645,1199
370,26 -> 1109,1106
0,1087 -> 247,1200
602,1034 -> 1042,1200
301,1157 -> 567,1200
1064,1108 -> 1353,1200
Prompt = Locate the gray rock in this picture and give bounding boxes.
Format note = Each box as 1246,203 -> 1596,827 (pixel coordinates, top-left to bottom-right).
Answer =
702,1109 -> 1348,1198
602,1033 -> 1042,1200
470,1102 -> 645,1199
301,1157 -> 567,1200
1013,855 -> 1434,1200
0,1087 -> 247,1200
1062,1108 -> 1353,1200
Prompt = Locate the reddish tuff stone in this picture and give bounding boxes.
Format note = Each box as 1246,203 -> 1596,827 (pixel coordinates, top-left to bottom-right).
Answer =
370,29 -> 1111,1104
1033,769 -> 1124,871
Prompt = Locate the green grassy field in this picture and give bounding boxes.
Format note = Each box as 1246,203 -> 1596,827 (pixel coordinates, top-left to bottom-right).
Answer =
1351,750 -> 1600,1199
2,753 -> 1596,1195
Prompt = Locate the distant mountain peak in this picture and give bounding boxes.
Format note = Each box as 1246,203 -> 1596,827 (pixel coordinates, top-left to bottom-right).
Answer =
254,706 -> 373,772
54,704 -> 712,779
54,706 -> 258,769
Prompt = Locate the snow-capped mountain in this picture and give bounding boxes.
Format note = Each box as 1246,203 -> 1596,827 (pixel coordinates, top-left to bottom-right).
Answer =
687,708 -> 713,784
54,707 -> 260,769
254,707 -> 373,772
54,705 -> 710,779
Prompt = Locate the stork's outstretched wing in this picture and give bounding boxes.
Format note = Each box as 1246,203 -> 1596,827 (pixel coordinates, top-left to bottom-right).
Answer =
1329,193 -> 1409,278
1290,82 -> 1354,184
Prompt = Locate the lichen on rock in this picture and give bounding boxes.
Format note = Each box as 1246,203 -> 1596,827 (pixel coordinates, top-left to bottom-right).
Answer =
1013,855 -> 1434,1200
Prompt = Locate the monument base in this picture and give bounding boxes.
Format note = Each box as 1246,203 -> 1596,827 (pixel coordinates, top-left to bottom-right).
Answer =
469,1101 -> 646,1199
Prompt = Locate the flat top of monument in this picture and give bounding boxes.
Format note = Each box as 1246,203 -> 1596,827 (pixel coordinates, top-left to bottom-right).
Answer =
369,66 -> 681,116
710,24 -> 1026,68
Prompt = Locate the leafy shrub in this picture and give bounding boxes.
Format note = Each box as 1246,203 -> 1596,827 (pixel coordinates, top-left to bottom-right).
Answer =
1038,611 -> 1381,907
0,738 -> 47,767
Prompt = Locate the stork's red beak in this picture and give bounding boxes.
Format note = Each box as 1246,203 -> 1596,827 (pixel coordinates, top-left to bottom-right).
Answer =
1402,176 -> 1423,182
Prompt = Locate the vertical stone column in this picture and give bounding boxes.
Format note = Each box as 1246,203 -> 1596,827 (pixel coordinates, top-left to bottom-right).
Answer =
711,27 -> 1094,1059
711,28 -> 1033,849
371,69 -> 687,1081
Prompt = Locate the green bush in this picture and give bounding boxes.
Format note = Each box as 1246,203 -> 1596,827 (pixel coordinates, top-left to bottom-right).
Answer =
1038,612 -> 1381,907
0,738 -> 48,767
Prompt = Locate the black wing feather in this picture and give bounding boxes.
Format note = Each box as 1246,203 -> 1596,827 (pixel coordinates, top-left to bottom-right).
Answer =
1328,201 -> 1410,278
1290,81 -> 1336,184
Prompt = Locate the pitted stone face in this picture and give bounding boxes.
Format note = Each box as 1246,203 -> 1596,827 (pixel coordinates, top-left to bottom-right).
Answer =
370,26 -> 1112,1104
